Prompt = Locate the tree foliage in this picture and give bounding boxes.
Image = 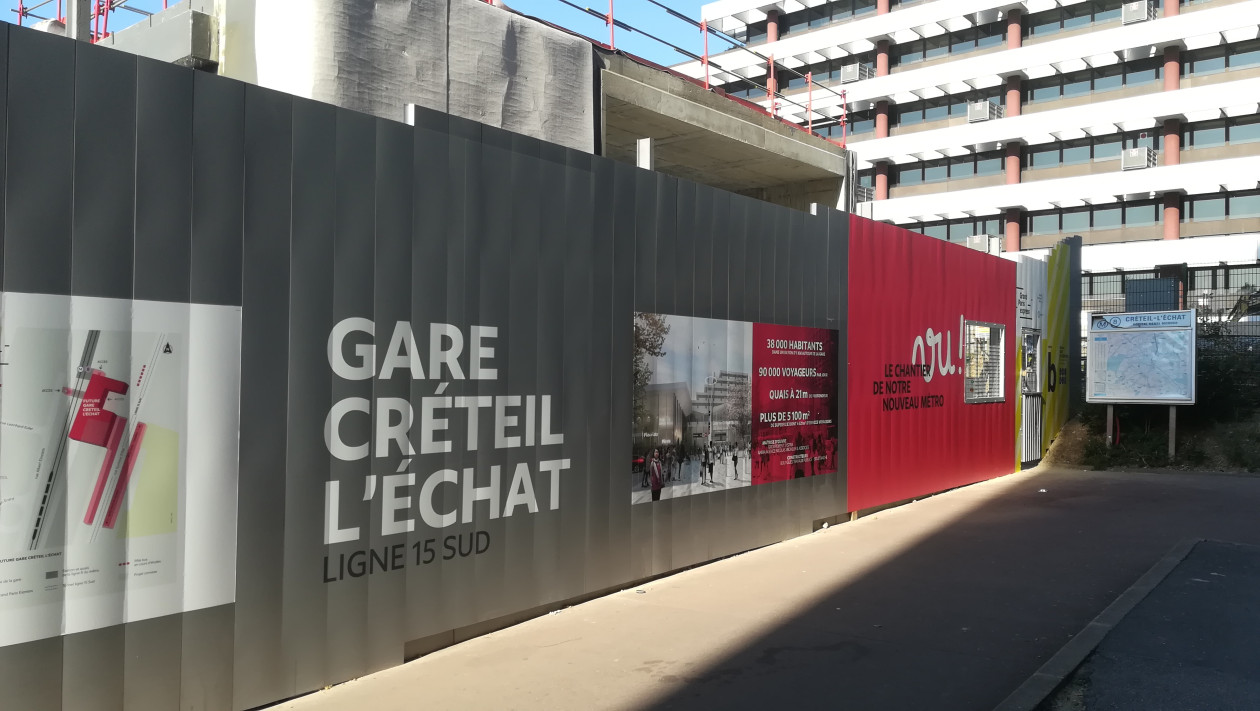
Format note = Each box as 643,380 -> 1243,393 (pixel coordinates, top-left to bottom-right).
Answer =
633,313 -> 670,434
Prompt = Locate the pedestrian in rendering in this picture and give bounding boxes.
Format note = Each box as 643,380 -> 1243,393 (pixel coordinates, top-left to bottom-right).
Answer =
732,449 -> 739,481
649,449 -> 664,502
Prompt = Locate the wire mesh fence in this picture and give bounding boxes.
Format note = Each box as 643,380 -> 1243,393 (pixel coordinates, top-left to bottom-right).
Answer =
1080,260 -> 1260,409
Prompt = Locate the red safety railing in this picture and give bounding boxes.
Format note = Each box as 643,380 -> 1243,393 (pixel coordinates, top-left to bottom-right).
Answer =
10,0 -> 851,149
11,0 -> 163,42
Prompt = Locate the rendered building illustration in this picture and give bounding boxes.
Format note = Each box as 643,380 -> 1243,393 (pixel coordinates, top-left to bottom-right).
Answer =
676,0 -> 1260,259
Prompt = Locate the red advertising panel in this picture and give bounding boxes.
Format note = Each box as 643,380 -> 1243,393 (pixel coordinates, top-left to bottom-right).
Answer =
847,216 -> 1016,512
632,313 -> 839,504
750,323 -> 840,484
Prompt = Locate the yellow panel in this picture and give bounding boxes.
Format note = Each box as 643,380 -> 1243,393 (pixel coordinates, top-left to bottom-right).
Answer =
120,425 -> 179,538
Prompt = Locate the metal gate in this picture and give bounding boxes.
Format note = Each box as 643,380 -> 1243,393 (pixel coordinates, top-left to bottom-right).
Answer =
1021,331 -> 1043,467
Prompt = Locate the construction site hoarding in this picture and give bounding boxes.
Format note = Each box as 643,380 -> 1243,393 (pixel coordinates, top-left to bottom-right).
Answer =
845,216 -> 1017,513
1042,241 -> 1075,452
0,24 -> 847,711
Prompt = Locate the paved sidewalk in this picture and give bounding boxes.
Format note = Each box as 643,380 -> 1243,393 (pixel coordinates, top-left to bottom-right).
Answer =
275,468 -> 1260,711
1044,540 -> 1260,711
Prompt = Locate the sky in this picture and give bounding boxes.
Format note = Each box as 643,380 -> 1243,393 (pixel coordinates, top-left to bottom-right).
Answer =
651,315 -> 753,394
2,0 -> 717,68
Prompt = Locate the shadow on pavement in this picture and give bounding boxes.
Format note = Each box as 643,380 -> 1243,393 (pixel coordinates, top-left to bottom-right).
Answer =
643,467 -> 1260,711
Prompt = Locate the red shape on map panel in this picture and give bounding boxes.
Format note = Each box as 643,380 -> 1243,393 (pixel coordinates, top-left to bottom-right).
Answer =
103,423 -> 147,530
69,371 -> 129,446
750,323 -> 841,485
83,416 -> 127,525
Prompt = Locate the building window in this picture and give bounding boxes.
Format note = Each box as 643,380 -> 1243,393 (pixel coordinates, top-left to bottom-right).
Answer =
1184,46 -> 1227,76
975,151 -> 1003,176
921,222 -> 949,240
910,218 -> 1002,241
1186,120 -> 1226,148
1124,201 -> 1158,227
1061,139 -> 1091,165
923,159 -> 948,183
1029,212 -> 1060,235
1061,207 -> 1090,232
1232,192 -> 1260,218
1232,40 -> 1260,69
746,21 -> 768,45
1026,144 -> 1060,169
1022,57 -> 1163,105
1023,198 -> 1167,234
897,163 -> 923,185
1188,196 -> 1226,221
1093,135 -> 1122,159
1022,0 -> 1125,40
1232,115 -> 1260,144
1182,115 -> 1260,149
1186,190 -> 1260,220
963,321 -> 1005,404
1092,205 -> 1122,229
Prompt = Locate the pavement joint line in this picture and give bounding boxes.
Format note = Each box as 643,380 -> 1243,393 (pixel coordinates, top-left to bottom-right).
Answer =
990,536 -> 1203,711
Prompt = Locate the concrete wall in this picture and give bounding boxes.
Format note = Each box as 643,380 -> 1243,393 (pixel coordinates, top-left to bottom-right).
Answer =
217,0 -> 596,153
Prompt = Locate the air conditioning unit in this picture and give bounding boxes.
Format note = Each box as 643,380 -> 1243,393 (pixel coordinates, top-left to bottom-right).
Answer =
967,101 -> 1004,123
966,234 -> 1003,255
1121,146 -> 1156,170
839,63 -> 874,84
1121,0 -> 1155,24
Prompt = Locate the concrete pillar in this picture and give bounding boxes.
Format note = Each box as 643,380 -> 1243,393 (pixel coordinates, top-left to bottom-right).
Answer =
877,0 -> 890,14
1005,208 -> 1022,252
1006,9 -> 1022,49
1005,142 -> 1021,184
1163,0 -> 1178,17
66,0 -> 90,40
766,64 -> 777,102
875,162 -> 890,201
636,137 -> 654,170
876,39 -> 890,77
875,100 -> 890,138
766,10 -> 779,43
1005,75 -> 1021,118
1163,193 -> 1181,240
1163,118 -> 1180,166
1163,46 -> 1180,91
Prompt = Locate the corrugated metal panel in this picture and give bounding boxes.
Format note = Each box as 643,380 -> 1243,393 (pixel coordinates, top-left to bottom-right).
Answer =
0,23 -> 847,710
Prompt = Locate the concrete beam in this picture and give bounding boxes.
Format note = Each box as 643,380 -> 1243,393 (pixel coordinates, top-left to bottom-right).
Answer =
602,68 -> 845,179
98,1 -> 218,70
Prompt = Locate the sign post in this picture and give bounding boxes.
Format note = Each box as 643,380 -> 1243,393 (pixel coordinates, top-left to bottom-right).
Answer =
1169,405 -> 1176,460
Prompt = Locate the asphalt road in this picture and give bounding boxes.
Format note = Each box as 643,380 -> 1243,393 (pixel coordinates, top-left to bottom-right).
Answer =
274,467 -> 1260,711
1053,540 -> 1260,711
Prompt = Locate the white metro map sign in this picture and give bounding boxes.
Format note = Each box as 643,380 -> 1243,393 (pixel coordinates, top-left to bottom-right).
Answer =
1087,310 -> 1196,404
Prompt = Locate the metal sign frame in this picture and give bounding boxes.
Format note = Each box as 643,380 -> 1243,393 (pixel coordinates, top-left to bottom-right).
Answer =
1086,309 -> 1197,405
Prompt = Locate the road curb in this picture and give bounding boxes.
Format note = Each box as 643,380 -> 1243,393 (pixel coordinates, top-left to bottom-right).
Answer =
991,537 -> 1202,711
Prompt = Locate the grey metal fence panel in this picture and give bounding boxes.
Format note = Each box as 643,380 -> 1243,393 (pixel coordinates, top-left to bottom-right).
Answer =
134,60 -> 193,304
234,83 -> 293,709
285,95 -> 339,694
5,27 -> 74,295
0,23 -> 851,710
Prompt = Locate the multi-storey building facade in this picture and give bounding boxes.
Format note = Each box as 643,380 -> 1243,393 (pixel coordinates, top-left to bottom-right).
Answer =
674,0 -> 1260,262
